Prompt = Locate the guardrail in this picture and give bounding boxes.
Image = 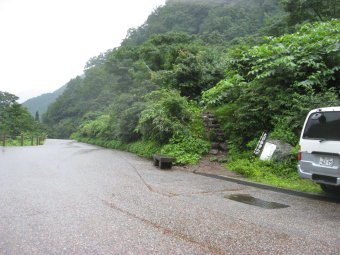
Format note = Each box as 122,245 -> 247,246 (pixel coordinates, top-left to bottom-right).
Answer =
1,134 -> 46,146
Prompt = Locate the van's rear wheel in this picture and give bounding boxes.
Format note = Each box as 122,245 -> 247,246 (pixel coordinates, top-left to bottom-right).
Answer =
320,184 -> 340,194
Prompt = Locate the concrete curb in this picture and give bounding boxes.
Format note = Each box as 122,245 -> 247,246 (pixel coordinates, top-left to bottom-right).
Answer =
195,172 -> 340,204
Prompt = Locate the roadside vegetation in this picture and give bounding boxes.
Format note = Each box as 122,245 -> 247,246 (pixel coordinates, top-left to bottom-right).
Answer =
29,0 -> 339,192
226,149 -> 322,193
2,135 -> 45,146
205,19 -> 339,193
0,91 -> 48,146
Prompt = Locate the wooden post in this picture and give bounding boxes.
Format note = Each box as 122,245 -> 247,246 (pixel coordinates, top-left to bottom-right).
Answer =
31,136 -> 34,146
36,136 -> 39,145
20,134 -> 24,146
2,135 -> 5,146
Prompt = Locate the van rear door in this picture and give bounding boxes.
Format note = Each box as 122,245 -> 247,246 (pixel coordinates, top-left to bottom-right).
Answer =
298,109 -> 340,186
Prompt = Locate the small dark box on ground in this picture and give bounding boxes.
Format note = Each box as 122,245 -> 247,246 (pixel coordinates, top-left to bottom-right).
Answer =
153,154 -> 176,169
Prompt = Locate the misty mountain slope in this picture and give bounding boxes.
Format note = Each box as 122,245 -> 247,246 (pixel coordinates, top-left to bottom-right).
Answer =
22,85 -> 67,117
123,0 -> 282,46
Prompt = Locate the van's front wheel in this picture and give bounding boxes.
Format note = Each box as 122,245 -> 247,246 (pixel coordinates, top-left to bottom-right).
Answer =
320,184 -> 340,194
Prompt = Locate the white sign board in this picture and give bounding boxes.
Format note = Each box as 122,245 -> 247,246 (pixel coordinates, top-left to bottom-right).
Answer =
260,142 -> 277,161
254,131 -> 267,155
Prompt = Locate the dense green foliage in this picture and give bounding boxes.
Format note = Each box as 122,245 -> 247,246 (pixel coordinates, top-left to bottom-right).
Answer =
202,19 -> 339,192
124,0 -> 282,46
137,90 -> 197,143
160,135 -> 210,165
203,20 -> 340,148
74,89 -> 210,164
0,91 -> 47,139
281,0 -> 340,25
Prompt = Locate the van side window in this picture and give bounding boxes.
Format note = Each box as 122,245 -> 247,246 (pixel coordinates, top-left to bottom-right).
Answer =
303,112 -> 340,140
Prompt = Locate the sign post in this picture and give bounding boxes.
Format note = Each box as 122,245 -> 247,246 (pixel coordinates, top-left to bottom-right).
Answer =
254,131 -> 268,156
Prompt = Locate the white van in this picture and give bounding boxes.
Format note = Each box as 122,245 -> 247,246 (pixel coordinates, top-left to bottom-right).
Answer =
298,106 -> 340,193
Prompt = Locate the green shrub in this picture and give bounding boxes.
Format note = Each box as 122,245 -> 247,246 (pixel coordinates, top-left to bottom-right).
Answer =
79,115 -> 111,138
106,94 -> 146,142
187,103 -> 206,139
268,116 -> 299,146
126,140 -> 162,158
160,135 -> 210,165
137,90 -> 195,143
227,158 -> 272,177
213,103 -> 239,140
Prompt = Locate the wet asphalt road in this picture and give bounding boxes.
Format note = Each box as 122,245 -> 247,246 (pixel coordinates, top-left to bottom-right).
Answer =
0,139 -> 339,255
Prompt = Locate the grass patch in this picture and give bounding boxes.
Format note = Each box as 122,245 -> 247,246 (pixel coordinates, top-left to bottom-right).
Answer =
226,157 -> 322,193
125,140 -> 162,158
250,174 -> 321,193
71,134 -> 162,159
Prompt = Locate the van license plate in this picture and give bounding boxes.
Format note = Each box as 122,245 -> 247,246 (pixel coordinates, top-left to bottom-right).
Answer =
319,157 -> 333,167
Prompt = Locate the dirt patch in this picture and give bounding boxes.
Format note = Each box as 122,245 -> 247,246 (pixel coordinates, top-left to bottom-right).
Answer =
173,155 -> 243,178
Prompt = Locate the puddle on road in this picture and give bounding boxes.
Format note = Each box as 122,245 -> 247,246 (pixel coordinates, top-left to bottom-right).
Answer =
225,194 -> 290,209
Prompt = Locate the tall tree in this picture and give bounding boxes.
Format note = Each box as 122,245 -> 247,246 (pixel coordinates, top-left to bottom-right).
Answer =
281,0 -> 340,25
0,91 -> 46,136
0,91 -> 18,111
35,111 -> 40,122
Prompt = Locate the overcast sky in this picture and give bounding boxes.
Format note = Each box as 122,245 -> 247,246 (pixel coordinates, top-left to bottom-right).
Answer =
0,0 -> 165,102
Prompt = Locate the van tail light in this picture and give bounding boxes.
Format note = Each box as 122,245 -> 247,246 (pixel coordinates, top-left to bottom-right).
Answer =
298,145 -> 301,161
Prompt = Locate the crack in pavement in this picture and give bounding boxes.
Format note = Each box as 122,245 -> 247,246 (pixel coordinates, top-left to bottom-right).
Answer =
102,200 -> 227,255
119,152 -> 243,198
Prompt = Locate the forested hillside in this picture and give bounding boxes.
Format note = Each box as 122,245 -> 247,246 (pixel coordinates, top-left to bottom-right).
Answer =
123,0 -> 283,46
22,85 -> 66,118
43,0 -> 339,168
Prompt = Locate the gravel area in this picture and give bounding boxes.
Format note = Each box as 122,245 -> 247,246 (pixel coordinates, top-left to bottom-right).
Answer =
173,155 -> 243,177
